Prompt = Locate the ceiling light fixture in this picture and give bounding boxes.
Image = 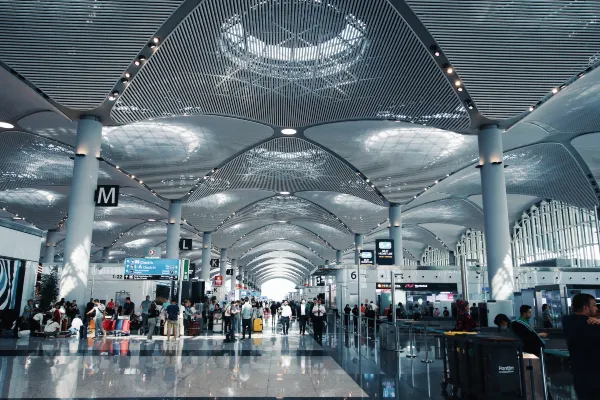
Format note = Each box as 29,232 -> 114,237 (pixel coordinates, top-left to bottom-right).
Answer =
454,80 -> 461,87
446,67 -> 453,74
280,191 -> 290,195
0,122 -> 14,129
551,88 -> 558,94
434,51 -> 440,57
281,128 -> 296,135
147,219 -> 156,222
152,37 -> 160,44
529,107 -> 534,112
124,72 -> 131,79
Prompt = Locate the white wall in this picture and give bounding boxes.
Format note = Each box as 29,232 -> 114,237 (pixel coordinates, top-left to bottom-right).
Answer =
0,223 -> 42,262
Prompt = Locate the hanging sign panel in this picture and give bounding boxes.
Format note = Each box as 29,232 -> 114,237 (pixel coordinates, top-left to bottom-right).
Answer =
375,239 -> 395,265
359,250 -> 374,266
124,258 -> 179,280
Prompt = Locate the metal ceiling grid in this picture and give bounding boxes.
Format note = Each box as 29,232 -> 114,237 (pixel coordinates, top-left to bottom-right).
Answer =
228,224 -> 334,260
0,187 -> 70,230
0,69 -> 62,122
102,116 -> 273,198
0,0 -> 184,110
296,191 -> 388,233
93,195 -> 168,221
404,192 -> 451,211
91,219 -> 144,248
400,239 -> 427,259
212,219 -> 276,248
251,261 -> 309,275
239,241 -> 323,265
245,251 -> 316,270
402,198 -> 485,231
522,66 -> 600,134
426,143 -> 598,209
18,111 -> 78,146
188,137 -> 384,204
366,224 -> 445,251
249,258 -> 312,273
305,120 -> 478,203
111,0 -> 469,131
406,0 -> 600,119
0,131 -> 74,192
290,220 -> 353,250
183,189 -> 274,232
217,195 -> 352,236
418,223 -> 467,248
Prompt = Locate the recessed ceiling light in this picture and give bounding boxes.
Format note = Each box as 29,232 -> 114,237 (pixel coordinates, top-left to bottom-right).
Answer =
148,219 -> 156,222
280,191 -> 290,195
551,87 -> 558,94
0,122 -> 14,129
446,67 -> 453,74
529,107 -> 534,112
153,37 -> 160,44
455,80 -> 461,87
281,128 -> 296,135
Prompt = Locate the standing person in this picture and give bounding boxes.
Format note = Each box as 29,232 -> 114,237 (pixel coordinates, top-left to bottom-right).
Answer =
396,302 -> 406,319
516,305 -> 548,337
344,304 -> 351,329
208,299 -> 216,330
22,299 -> 34,320
165,298 -> 180,341
87,299 -> 105,339
223,301 -> 233,339
231,301 -> 240,335
542,304 -> 553,328
183,299 -> 196,335
123,297 -> 135,318
241,298 -> 253,340
146,301 -> 159,342
352,305 -> 359,331
270,301 -> 278,327
280,300 -> 292,335
299,299 -> 309,335
312,299 -> 326,342
562,293 -> 600,399
107,299 -> 115,315
140,295 -> 152,335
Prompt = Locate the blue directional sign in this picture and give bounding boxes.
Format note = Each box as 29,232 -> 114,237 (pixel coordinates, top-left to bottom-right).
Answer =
124,258 -> 180,280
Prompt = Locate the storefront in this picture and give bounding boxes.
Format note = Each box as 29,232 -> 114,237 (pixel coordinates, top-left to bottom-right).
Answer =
376,282 -> 458,316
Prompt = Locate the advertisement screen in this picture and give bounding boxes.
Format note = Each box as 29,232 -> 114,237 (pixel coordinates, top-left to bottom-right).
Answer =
375,239 -> 395,265
359,250 -> 374,266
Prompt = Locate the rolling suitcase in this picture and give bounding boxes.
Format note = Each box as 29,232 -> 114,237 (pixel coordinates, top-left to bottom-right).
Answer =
121,320 -> 131,336
115,319 -> 124,331
253,318 -> 263,332
188,321 -> 200,336
102,319 -> 113,332
212,318 -> 223,333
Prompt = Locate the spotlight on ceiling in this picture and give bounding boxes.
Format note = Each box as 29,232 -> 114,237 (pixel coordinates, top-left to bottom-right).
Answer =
0,122 -> 14,129
281,128 -> 296,135
280,191 -> 290,195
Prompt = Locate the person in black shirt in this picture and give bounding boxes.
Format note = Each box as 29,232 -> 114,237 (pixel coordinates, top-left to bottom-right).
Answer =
123,297 -> 135,317
562,293 -> 600,399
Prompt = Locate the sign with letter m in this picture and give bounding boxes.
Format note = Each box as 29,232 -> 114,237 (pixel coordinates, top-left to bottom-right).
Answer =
95,185 -> 119,207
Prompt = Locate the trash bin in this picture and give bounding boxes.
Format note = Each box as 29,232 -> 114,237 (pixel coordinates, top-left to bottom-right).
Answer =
380,323 -> 398,351
471,336 -> 526,399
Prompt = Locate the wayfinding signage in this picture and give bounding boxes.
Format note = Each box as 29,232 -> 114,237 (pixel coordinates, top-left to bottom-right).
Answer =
375,239 -> 395,265
210,259 -> 220,268
376,282 -> 458,291
124,258 -> 179,280
359,250 -> 374,266
95,185 -> 119,207
179,238 -> 192,250
316,276 -> 325,286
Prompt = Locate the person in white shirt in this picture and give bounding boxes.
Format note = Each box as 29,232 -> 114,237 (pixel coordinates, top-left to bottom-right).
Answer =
69,316 -> 84,337
312,299 -> 326,342
44,319 -> 61,337
280,301 -> 292,335
32,310 -> 44,332
298,299 -> 308,335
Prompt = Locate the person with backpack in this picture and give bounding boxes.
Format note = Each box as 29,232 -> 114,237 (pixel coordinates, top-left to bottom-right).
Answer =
87,299 -> 105,339
146,301 -> 160,342
165,298 -> 180,341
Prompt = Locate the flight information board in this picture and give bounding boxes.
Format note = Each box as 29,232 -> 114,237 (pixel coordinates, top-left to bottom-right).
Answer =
123,258 -> 180,280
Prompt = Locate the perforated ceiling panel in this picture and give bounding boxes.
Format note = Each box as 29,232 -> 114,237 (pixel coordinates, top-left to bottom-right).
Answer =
102,116 -> 273,198
249,258 -> 313,273
188,138 -> 384,204
418,223 -> 467,248
239,241 -> 323,265
0,69 -> 61,122
245,251 -> 316,270
0,0 -> 184,110
305,120 -> 478,203
94,195 -> 168,221
407,0 -> 600,119
572,133 -> 600,185
290,220 -> 353,250
92,219 -> 144,248
183,190 -> 274,232
402,198 -> 484,231
296,192 -> 388,233
0,187 -> 69,230
426,143 -> 598,209
112,0 -> 469,131
0,132 -> 73,192
468,194 -> 541,224
366,224 -> 446,250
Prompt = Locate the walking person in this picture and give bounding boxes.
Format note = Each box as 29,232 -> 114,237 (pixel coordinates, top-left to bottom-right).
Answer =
298,299 -> 309,335
344,304 -> 351,329
165,298 -> 180,341
140,295 -> 152,335
146,301 -> 159,342
241,298 -> 253,340
280,300 -> 292,335
312,298 -> 326,342
270,301 -> 278,327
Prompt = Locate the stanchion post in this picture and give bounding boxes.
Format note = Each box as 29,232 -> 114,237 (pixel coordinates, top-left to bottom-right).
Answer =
406,324 -> 417,358
540,349 -> 549,400
421,326 -> 433,363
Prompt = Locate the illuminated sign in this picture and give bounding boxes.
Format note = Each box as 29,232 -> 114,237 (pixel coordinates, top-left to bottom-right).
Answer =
375,239 -> 394,265
359,250 -> 374,265
123,258 -> 179,280
376,282 -> 458,291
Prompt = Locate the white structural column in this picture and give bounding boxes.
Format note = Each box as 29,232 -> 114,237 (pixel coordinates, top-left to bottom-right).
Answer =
389,203 -> 403,265
165,201 -> 182,259
478,125 -> 514,300
219,248 -> 227,277
44,229 -> 58,264
336,250 -> 343,264
59,117 -> 102,306
200,232 -> 212,281
230,259 -> 237,293
101,247 -> 110,262
354,233 -> 363,265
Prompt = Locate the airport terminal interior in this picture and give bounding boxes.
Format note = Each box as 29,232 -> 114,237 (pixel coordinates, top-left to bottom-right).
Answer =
2,0 -> 600,399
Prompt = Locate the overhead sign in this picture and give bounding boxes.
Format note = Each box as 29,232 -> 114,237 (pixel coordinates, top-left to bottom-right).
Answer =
376,282 -> 458,292
226,268 -> 233,276
214,275 -> 223,287
210,259 -> 220,268
316,276 -> 325,286
179,238 -> 192,251
145,247 -> 161,258
124,258 -> 179,280
181,259 -> 190,280
375,239 -> 395,265
95,185 -> 119,207
359,250 -> 374,266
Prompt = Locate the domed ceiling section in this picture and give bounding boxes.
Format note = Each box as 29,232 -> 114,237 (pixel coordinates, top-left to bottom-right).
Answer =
111,0 -> 469,131
406,0 -> 600,119
187,137 -> 385,204
245,251 -> 316,270
239,241 -> 324,266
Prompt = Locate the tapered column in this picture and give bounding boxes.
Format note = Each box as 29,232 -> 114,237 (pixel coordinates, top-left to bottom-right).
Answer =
354,233 -> 363,265
60,116 -> 102,305
230,259 -> 237,293
336,250 -> 342,264
101,247 -> 110,262
44,229 -> 58,264
389,203 -> 403,265
165,201 -> 182,259
478,125 -> 513,300
200,232 -> 212,281
219,248 -> 227,277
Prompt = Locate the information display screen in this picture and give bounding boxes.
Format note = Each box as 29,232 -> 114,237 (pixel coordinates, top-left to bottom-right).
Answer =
359,250 -> 374,265
375,239 -> 395,265
123,258 -> 180,280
